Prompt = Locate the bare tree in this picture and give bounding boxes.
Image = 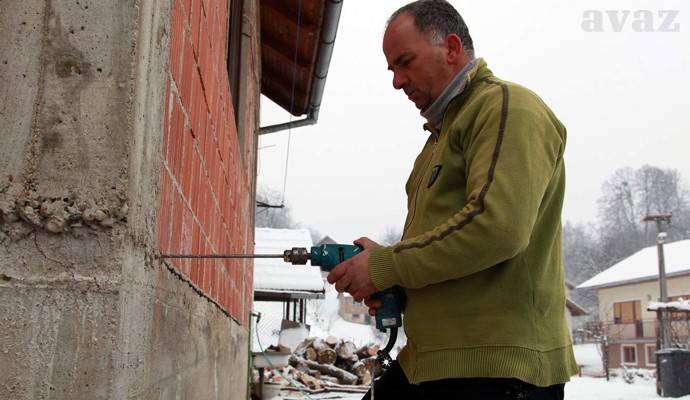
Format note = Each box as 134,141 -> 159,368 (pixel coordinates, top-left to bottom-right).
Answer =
563,222 -> 605,283
596,165 -> 690,265
255,186 -> 296,229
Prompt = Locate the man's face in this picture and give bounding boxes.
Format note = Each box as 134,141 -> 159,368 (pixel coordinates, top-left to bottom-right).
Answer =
383,13 -> 452,111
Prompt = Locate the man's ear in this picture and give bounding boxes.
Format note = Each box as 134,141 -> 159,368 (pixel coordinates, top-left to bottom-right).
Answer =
445,33 -> 464,63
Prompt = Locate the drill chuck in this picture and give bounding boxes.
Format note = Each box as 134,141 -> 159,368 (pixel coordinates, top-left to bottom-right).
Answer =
283,247 -> 310,265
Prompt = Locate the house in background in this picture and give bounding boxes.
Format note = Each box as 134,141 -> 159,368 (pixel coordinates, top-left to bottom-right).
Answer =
578,239 -> 690,369
338,292 -> 372,325
566,280 -> 589,333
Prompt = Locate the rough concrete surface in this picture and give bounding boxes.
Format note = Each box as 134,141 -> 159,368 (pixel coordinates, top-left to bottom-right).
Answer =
0,0 -> 250,398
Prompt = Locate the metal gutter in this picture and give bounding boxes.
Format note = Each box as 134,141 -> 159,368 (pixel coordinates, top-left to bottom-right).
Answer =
259,0 -> 343,135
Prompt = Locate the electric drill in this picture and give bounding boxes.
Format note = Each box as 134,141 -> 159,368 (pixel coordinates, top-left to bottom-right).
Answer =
283,244 -> 403,333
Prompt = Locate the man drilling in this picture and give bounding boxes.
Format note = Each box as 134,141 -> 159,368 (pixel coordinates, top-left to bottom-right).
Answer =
326,1 -> 578,398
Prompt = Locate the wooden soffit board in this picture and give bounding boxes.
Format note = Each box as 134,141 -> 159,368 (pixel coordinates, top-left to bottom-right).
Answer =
260,0 -> 324,116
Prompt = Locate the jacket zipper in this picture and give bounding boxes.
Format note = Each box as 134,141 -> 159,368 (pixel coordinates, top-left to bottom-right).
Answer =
403,132 -> 439,236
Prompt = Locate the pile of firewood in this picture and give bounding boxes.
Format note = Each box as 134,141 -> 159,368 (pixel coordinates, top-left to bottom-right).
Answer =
259,335 -> 383,391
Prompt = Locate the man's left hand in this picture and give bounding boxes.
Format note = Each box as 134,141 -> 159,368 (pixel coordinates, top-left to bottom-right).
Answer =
327,237 -> 379,302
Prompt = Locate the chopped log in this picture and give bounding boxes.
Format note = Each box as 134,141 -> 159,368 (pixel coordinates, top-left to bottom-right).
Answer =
352,360 -> 369,378
351,360 -> 373,385
317,347 -> 337,365
356,343 -> 380,359
294,337 -> 315,357
325,335 -> 338,348
289,355 -> 358,385
312,338 -> 337,365
319,382 -> 370,393
360,370 -> 372,386
303,347 -> 317,361
282,383 -> 369,394
360,356 -> 383,378
336,340 -> 358,360
296,370 -> 322,390
321,376 -> 340,385
288,355 -> 310,373
307,369 -> 321,380
311,338 -> 329,353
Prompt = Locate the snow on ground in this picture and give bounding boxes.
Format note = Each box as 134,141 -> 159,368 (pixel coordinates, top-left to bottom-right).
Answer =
573,343 -> 604,376
266,376 -> 690,400
566,376 -> 689,400
307,284 -> 382,347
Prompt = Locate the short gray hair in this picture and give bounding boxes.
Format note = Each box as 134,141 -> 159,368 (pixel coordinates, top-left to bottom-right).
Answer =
388,0 -> 475,59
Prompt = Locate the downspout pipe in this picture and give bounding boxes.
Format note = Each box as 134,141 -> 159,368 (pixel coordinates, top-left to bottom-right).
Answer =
259,0 -> 343,135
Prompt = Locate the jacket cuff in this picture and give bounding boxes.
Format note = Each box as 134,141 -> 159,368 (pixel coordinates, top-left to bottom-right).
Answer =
368,246 -> 398,290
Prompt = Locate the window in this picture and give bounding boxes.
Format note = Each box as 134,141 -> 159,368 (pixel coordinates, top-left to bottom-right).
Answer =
614,300 -> 641,324
622,344 -> 637,365
645,344 -> 657,366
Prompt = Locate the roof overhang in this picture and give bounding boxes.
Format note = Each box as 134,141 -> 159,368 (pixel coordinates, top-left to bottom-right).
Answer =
566,298 -> 588,316
578,270 -> 690,290
254,289 -> 324,301
259,0 -> 342,133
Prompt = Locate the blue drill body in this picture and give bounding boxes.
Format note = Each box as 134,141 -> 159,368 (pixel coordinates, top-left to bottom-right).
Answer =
309,244 -> 403,332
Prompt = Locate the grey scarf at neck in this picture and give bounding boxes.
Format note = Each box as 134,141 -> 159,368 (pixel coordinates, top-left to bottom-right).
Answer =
421,58 -> 480,131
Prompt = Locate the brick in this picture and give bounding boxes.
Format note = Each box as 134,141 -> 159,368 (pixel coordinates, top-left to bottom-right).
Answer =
191,0 -> 202,58
201,0 -> 209,21
198,114 -> 209,167
170,193 -> 183,257
191,147 -> 202,217
203,120 -> 214,169
156,171 -> 172,253
181,34 -> 195,112
170,101 -> 184,180
162,81 -> 172,156
189,69 -> 199,138
200,183 -> 210,232
168,97 -> 180,164
183,0 -> 192,21
189,145 -> 199,210
181,127 -> 193,198
191,222 -> 201,283
198,14 -> 210,87
202,239 -> 211,291
181,204 -> 193,276
170,2 -> 185,85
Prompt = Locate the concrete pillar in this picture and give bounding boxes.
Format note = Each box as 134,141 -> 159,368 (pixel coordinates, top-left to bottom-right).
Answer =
0,1 -> 250,398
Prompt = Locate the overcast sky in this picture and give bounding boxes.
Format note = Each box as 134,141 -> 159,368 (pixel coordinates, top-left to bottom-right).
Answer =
257,0 -> 690,244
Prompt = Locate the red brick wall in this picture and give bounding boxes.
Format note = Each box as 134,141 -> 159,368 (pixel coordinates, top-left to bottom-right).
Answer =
156,0 -> 258,326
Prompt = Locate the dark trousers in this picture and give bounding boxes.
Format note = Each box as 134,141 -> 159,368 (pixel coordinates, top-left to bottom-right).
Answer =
362,361 -> 565,400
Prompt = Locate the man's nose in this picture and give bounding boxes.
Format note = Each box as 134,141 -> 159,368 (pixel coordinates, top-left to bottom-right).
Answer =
392,71 -> 408,90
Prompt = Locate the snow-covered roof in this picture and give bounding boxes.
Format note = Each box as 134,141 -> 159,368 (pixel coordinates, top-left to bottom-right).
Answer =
253,228 -> 325,300
578,240 -> 690,289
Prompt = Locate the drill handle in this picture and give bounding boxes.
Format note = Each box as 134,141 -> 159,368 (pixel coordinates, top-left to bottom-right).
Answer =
371,286 -> 403,332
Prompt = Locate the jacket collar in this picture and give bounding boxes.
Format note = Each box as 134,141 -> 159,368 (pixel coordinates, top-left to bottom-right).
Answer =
421,58 -> 483,131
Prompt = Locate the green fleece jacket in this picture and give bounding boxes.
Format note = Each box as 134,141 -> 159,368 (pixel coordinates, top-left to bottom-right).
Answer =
368,59 -> 578,386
